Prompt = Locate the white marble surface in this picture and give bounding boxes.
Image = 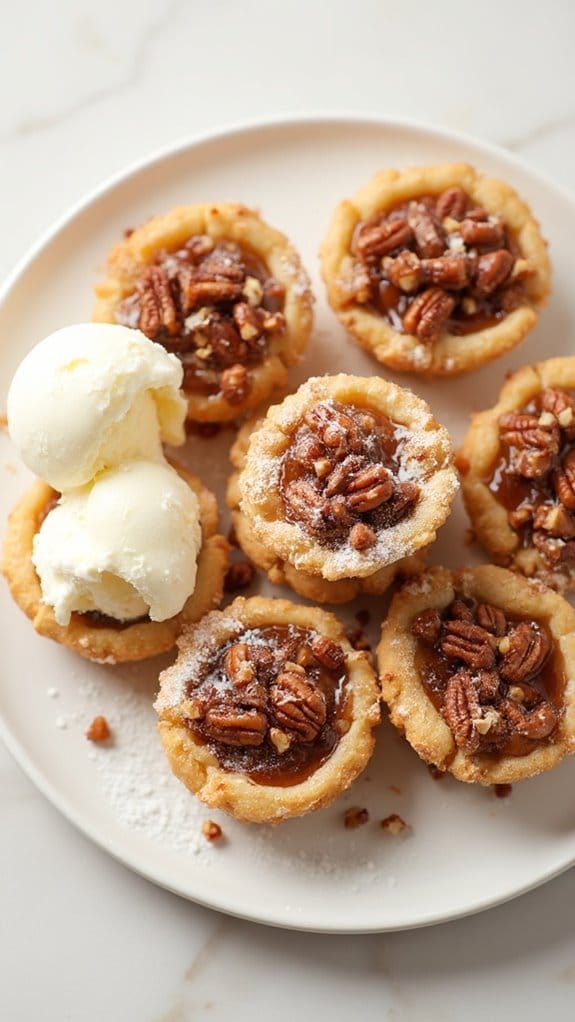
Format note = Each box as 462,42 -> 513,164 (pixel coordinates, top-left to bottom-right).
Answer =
2,1 -> 575,1018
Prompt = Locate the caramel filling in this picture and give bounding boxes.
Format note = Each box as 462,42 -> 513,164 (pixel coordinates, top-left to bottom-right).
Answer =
412,594 -> 562,758
279,400 -> 419,550
344,187 -> 528,343
114,236 -> 286,402
488,388 -> 575,570
184,624 -> 349,786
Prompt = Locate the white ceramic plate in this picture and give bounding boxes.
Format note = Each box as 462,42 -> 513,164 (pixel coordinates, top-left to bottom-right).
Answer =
2,115 -> 575,933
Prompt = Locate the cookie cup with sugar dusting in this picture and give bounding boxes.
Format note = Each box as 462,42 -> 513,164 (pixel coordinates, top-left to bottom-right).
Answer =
154,596 -> 380,823
377,565 -> 575,785
233,374 -> 458,590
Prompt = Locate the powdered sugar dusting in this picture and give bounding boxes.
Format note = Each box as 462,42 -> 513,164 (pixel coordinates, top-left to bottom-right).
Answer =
154,610 -> 243,711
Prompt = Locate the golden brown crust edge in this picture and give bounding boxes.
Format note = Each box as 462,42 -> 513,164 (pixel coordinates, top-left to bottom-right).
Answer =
377,565 -> 575,785
93,203 -> 314,422
458,357 -> 575,592
155,596 -> 381,823
1,462 -> 229,663
320,163 -> 551,377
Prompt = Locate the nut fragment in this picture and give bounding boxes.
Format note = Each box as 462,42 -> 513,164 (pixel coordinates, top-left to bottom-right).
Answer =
344,806 -> 369,829
349,521 -> 377,550
269,728 -> 292,754
202,820 -> 223,842
85,716 -> 111,743
380,813 -> 409,835
412,608 -> 442,645
311,635 -> 346,672
224,561 -> 256,592
220,363 -> 250,405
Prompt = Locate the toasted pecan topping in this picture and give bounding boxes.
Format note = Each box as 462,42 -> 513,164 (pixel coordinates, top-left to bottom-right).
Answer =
490,388 -> 575,572
412,593 -> 559,756
115,235 -> 286,398
346,188 -> 527,341
183,624 -> 348,783
280,400 -> 419,548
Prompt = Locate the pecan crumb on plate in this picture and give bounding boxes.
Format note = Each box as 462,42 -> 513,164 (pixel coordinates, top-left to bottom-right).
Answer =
85,716 -> 111,743
381,813 -> 410,835
344,806 -> 370,829
202,820 -> 224,842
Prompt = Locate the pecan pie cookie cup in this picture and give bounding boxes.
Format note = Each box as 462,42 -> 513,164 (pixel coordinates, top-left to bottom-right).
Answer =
2,462 -> 229,663
94,203 -> 313,422
378,566 -> 575,785
155,596 -> 380,823
233,375 -> 458,590
459,358 -> 575,592
321,163 -> 550,376
227,413 -> 427,603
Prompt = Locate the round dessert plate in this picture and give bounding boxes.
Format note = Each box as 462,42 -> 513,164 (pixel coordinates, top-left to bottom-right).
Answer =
2,115 -> 575,933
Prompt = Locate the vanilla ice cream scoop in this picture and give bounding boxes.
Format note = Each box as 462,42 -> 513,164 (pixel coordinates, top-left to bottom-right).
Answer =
32,459 -> 202,625
7,323 -> 187,490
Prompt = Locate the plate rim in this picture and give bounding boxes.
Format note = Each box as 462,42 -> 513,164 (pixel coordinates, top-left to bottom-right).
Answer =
2,111 -> 575,933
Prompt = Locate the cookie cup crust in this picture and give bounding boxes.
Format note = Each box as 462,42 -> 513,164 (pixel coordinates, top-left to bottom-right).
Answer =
377,565 -> 575,785
155,596 -> 380,823
236,374 -> 458,582
1,460 -> 229,664
459,357 -> 575,591
321,163 -> 550,377
93,203 -> 313,422
228,414 -> 426,602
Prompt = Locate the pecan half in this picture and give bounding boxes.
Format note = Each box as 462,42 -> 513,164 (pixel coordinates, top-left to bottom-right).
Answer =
499,698 -> 559,740
447,599 -> 474,622
459,218 -> 504,248
499,622 -> 550,683
356,217 -> 415,261
553,450 -> 575,510
421,255 -> 469,289
407,202 -> 445,258
499,412 -> 560,478
436,187 -> 468,221
345,465 -> 394,511
311,635 -> 345,672
203,706 -> 268,746
476,603 -> 507,636
402,287 -> 455,342
441,620 -> 496,670
474,250 -> 514,295
137,266 -> 180,338
443,672 -> 482,753
540,388 -> 575,438
270,669 -> 327,742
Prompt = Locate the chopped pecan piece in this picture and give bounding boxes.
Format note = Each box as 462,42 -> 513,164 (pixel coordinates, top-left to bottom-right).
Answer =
202,819 -> 223,842
224,642 -> 256,686
349,521 -> 377,550
412,608 -> 442,645
380,813 -> 409,835
441,620 -> 496,670
402,288 -> 455,343
311,635 -> 345,672
270,669 -> 327,742
224,560 -> 256,592
533,504 -> 575,538
344,806 -> 369,829
473,670 -> 501,703
476,603 -> 507,636
385,250 -> 422,292
499,412 -> 560,478
203,706 -> 268,746
540,388 -> 575,438
499,622 -> 550,683
85,715 -> 111,743
220,363 -> 250,405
